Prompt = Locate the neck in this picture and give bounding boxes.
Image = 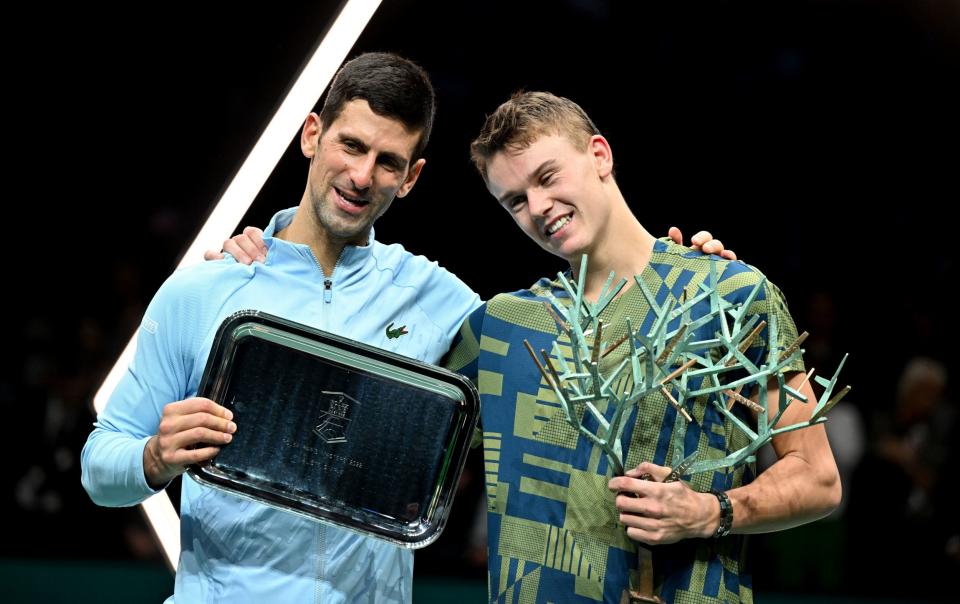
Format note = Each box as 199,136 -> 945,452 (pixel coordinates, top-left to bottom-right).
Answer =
570,193 -> 656,301
277,203 -> 361,276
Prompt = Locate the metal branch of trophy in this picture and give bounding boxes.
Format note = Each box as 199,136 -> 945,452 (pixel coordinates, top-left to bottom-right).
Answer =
524,256 -> 850,603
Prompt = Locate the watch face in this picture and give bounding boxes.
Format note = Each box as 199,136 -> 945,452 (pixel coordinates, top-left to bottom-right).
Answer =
187,310 -> 479,549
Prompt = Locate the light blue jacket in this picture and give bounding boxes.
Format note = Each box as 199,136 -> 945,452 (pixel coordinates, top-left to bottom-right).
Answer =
81,207 -> 481,603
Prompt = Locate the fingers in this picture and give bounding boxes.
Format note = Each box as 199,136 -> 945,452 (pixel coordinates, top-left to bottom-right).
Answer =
221,226 -> 267,265
608,462 -> 706,546
242,226 -> 267,255
689,230 -> 713,249
203,249 -> 226,261
625,461 -> 672,481
157,397 -> 236,466
609,474 -> 643,495
160,403 -> 235,440
614,489 -> 685,545
163,397 -> 233,421
223,237 -> 256,265
608,475 -> 661,502
164,422 -> 231,448
615,492 -> 665,517
615,494 -> 671,545
691,232 -> 738,260
667,226 -> 683,245
700,239 -> 724,256
625,525 -> 668,545
233,227 -> 267,262
159,443 -> 223,467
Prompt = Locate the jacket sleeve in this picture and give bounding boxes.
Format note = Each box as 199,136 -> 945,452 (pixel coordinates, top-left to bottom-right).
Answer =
81,275 -> 193,507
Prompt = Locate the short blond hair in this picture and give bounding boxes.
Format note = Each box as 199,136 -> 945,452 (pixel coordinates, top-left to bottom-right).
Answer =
470,91 -> 600,180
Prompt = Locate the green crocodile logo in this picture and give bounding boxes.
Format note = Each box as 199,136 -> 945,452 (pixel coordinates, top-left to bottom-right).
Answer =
386,322 -> 409,339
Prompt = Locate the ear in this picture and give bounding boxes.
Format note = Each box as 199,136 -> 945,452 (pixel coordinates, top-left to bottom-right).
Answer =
301,112 -> 322,158
589,134 -> 614,179
396,158 -> 426,198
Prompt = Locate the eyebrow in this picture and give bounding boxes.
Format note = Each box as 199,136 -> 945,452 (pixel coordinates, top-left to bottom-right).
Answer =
338,133 -> 410,171
496,159 -> 559,205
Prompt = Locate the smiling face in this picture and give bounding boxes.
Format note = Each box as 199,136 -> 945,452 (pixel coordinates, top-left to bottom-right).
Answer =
303,99 -> 424,246
485,133 -> 613,263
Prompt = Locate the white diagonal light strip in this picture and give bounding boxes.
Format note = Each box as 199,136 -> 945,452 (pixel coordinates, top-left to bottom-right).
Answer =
92,0 -> 384,571
141,491 -> 182,568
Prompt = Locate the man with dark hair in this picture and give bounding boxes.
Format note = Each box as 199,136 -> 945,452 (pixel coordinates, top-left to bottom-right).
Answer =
81,52 -> 480,603
443,90 -> 841,602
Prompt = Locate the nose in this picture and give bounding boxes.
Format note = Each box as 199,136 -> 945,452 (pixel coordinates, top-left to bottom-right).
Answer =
348,153 -> 376,190
527,189 -> 553,217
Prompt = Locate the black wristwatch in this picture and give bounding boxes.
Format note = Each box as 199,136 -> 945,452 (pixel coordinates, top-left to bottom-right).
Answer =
711,490 -> 733,538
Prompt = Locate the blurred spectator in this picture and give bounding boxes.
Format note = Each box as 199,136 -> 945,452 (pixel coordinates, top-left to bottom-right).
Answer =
849,356 -> 956,598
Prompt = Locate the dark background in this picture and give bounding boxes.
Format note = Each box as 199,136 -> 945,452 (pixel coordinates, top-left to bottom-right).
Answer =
8,0 -> 959,601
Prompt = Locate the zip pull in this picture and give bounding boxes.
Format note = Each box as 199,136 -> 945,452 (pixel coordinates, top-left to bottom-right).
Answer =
323,279 -> 333,303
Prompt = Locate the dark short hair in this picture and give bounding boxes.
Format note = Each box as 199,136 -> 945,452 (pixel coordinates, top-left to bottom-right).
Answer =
320,52 -> 436,161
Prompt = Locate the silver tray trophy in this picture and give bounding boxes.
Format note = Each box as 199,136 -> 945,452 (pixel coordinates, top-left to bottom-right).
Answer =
187,310 -> 479,549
